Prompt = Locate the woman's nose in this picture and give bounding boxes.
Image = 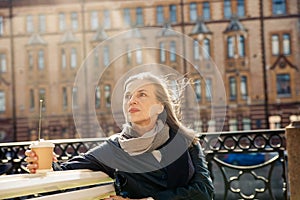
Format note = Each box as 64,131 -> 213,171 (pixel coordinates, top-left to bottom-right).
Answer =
128,94 -> 137,104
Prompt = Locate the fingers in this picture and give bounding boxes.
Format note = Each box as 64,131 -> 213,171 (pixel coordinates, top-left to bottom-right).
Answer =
25,149 -> 38,174
102,195 -> 126,200
27,163 -> 38,173
53,152 -> 58,162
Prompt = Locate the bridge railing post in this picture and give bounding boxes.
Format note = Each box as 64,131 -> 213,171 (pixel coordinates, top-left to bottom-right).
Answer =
286,120 -> 300,200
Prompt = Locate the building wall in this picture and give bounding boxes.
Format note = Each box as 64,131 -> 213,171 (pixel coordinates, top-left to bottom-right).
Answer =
0,0 -> 299,141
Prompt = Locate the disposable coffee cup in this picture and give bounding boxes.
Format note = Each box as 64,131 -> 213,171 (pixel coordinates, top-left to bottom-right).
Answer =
29,139 -> 55,173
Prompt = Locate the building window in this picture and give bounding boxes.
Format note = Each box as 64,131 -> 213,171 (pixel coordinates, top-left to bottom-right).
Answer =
242,118 -> 251,130
0,91 -> 5,112
104,85 -> 111,107
272,0 -> 286,15
70,48 -> 77,68
0,54 -> 6,73
136,45 -> 142,64
126,45 -> 132,65
193,40 -> 200,60
156,6 -> 164,25
208,120 -> 216,132
63,87 -> 68,109
169,5 -> 177,23
227,36 -> 234,58
194,120 -> 202,132
38,14 -> 46,33
39,89 -> 46,110
203,38 -> 210,59
238,35 -> 245,57
159,42 -> 166,63
38,50 -> 44,70
26,15 -> 34,33
28,51 -> 33,70
103,10 -> 110,29
224,0 -> 232,19
59,13 -> 66,31
94,48 -> 99,67
103,46 -> 109,67
90,11 -> 98,30
195,79 -> 201,102
71,12 -> 78,31
29,89 -> 35,110
205,78 -> 212,101
72,87 -> 78,108
229,76 -> 237,100
269,115 -> 281,129
203,2 -> 210,20
61,49 -> 66,69
240,76 -> 248,99
170,41 -> 176,62
229,119 -> 238,131
277,74 -> 291,97
124,8 -> 131,26
237,0 -> 245,17
95,86 -> 101,109
136,7 -> 143,26
190,3 -> 197,22
290,115 -> 300,123
0,16 -> 3,35
283,33 -> 291,55
271,34 -> 279,55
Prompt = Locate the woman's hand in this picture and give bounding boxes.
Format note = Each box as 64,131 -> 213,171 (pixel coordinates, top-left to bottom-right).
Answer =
102,195 -> 153,200
102,195 -> 128,200
25,149 -> 57,174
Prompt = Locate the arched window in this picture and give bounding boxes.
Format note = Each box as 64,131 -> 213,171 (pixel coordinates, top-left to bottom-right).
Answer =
227,36 -> 234,58
229,76 -> 237,100
238,35 -> 245,57
193,40 -> 200,60
170,41 -> 176,62
38,50 -> 44,70
203,38 -> 210,59
70,48 -> 77,68
159,42 -> 166,63
272,34 -> 279,55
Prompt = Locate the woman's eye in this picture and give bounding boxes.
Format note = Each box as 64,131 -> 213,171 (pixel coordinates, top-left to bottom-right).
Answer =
140,93 -> 147,97
125,94 -> 131,99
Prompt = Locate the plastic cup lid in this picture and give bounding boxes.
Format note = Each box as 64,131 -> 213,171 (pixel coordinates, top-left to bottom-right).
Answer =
29,139 -> 55,148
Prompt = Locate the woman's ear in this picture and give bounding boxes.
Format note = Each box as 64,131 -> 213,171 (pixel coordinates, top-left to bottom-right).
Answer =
157,104 -> 164,115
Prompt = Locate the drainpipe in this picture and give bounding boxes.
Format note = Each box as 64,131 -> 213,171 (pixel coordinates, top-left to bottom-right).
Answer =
180,0 -> 187,74
9,0 -> 17,141
259,0 -> 270,129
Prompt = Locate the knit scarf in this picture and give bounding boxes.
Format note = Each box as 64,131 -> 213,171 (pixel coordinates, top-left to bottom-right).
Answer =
118,120 -> 170,161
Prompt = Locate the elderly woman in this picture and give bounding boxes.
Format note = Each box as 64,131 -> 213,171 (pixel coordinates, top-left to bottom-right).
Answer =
26,72 -> 214,200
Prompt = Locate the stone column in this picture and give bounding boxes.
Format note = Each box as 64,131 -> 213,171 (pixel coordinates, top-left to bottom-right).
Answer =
286,121 -> 300,200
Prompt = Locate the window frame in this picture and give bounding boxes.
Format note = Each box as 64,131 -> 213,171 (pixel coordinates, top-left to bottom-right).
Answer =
156,6 -> 164,25
202,2 -> 210,20
189,3 -> 198,22
169,4 -> 177,23
272,0 -> 287,15
276,73 -> 291,97
0,91 -> 6,113
224,0 -> 232,19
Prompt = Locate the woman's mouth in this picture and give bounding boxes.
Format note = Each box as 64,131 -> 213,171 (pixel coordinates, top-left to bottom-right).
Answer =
129,108 -> 140,113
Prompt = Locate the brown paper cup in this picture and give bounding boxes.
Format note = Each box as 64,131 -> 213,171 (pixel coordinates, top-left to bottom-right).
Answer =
30,140 -> 54,173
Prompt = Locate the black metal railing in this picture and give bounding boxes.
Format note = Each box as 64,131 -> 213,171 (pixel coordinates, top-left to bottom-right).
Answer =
0,129 -> 287,200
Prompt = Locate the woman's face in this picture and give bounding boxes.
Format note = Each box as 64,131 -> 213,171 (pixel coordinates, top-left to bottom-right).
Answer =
123,80 -> 163,127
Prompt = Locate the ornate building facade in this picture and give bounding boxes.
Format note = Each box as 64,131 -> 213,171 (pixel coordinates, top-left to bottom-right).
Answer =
0,0 -> 299,141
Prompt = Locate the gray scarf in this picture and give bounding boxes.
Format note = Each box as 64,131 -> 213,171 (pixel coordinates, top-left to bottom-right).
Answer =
118,120 -> 170,161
